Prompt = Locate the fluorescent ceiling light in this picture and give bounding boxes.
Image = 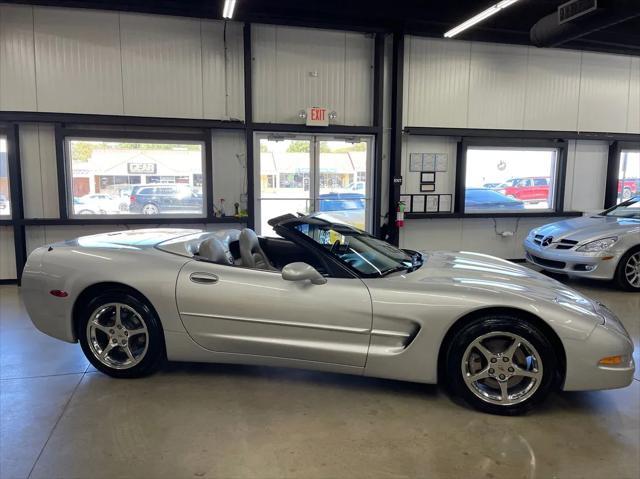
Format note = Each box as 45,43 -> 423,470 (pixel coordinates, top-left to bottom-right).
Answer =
222,0 -> 237,19
444,0 -> 522,38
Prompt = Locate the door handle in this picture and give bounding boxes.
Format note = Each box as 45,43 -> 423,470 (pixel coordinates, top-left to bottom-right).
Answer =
189,272 -> 219,284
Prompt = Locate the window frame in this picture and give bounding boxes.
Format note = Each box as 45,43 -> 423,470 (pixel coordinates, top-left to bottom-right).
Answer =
59,127 -> 212,221
457,138 -> 568,216
604,140 -> 640,208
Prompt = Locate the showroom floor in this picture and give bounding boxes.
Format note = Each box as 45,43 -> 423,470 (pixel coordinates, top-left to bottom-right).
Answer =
1,278 -> 638,479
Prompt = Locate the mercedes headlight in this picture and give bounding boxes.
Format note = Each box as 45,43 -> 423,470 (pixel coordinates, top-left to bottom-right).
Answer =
527,228 -> 539,239
576,237 -> 618,252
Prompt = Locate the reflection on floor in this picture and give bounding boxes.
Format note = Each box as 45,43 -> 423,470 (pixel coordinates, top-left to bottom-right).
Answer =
0,280 -> 638,479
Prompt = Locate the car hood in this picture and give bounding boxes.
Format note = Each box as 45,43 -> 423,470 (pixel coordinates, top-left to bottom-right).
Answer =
533,215 -> 640,242
392,250 -> 600,313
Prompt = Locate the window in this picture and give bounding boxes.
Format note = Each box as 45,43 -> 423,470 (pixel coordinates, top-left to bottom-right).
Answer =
617,149 -> 640,203
0,136 -> 9,217
464,146 -> 559,213
66,138 -> 205,217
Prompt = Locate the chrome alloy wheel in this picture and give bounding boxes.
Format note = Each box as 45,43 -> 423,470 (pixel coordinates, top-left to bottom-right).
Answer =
624,252 -> 640,288
461,331 -> 543,406
86,303 -> 149,370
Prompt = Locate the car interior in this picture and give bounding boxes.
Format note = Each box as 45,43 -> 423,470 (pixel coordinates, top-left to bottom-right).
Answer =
194,228 -> 329,274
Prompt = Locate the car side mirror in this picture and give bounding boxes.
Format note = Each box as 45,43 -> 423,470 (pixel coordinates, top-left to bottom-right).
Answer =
281,262 -> 327,285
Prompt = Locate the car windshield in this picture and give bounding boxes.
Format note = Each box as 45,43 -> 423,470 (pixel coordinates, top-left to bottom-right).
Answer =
290,218 -> 417,277
603,198 -> 640,219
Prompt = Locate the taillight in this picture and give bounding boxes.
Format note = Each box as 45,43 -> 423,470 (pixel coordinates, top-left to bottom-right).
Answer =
129,194 -> 136,204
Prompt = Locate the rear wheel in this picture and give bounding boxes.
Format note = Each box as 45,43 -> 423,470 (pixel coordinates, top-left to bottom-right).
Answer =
78,291 -> 165,378
615,247 -> 640,292
142,203 -> 160,215
444,315 -> 558,415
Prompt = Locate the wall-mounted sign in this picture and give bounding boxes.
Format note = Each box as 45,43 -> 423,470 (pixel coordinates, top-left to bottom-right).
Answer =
306,107 -> 329,126
128,162 -> 156,174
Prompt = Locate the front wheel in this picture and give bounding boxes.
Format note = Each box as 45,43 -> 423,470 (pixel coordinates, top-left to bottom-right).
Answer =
615,247 -> 640,292
443,316 -> 558,415
78,291 -> 165,378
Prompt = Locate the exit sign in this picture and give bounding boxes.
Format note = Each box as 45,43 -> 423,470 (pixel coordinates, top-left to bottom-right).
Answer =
306,107 -> 329,126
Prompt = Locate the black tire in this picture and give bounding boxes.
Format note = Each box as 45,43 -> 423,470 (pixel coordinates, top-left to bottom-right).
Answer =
443,315 -> 559,416
77,290 -> 165,378
142,203 -> 160,215
614,246 -> 640,292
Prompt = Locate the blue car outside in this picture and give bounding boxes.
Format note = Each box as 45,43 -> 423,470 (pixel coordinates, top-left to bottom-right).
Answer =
465,188 -> 525,211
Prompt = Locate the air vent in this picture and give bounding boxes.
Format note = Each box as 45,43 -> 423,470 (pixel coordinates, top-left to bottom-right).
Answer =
558,0 -> 597,24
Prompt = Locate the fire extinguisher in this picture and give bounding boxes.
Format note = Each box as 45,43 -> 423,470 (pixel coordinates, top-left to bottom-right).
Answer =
396,201 -> 406,228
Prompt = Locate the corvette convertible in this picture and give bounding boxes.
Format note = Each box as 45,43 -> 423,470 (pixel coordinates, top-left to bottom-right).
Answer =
22,213 -> 634,415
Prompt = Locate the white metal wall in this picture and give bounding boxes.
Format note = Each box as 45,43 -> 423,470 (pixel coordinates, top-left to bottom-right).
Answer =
399,135 -> 611,258
0,226 -> 16,279
252,24 -> 374,125
0,4 -> 244,120
404,36 -> 640,134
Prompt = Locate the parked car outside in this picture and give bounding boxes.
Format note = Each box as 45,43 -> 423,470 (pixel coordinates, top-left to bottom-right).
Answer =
345,181 -> 366,193
129,184 -> 203,215
618,178 -> 639,201
496,177 -> 550,203
524,196 -> 640,291
465,188 -> 525,211
317,192 -> 365,229
79,193 -> 121,214
73,196 -> 114,215
0,193 -> 9,215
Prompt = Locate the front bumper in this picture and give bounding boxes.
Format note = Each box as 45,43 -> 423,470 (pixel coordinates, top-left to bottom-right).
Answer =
523,238 -> 621,280
563,306 -> 635,391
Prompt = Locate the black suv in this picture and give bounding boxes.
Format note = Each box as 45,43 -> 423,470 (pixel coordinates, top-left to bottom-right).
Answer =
128,184 -> 203,215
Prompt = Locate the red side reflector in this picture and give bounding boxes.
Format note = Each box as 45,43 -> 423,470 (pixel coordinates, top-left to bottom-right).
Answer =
49,290 -> 69,298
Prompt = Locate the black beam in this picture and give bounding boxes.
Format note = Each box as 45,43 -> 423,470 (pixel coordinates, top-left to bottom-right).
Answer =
203,131 -> 215,220
454,140 -> 465,214
20,217 -> 246,226
54,124 -> 68,219
372,32 -> 385,238
243,23 -> 255,230
555,142 -> 568,212
404,126 -> 640,143
604,141 -> 621,208
0,111 -> 244,130
59,128 -> 207,142
251,123 -> 378,135
405,211 -> 583,220
387,31 -> 404,246
5,124 -> 27,283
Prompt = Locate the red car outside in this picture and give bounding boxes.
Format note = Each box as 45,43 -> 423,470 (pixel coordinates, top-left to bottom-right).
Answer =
496,177 -> 550,202
618,178 -> 639,200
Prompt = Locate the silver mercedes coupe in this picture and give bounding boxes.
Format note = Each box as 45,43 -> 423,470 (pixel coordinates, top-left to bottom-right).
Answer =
21,213 -> 635,415
524,197 -> 640,291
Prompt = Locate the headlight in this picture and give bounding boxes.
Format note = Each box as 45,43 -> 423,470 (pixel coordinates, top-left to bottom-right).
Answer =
527,228 -> 539,239
576,237 -> 618,252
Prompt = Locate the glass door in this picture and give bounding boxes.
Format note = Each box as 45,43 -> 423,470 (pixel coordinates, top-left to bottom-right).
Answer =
316,137 -> 370,231
255,134 -> 372,235
256,135 -> 314,236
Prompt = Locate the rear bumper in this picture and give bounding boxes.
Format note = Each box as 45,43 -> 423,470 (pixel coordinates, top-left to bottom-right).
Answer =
523,238 -> 620,280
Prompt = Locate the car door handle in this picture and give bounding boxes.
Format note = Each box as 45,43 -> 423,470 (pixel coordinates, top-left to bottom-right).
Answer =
189,272 -> 219,284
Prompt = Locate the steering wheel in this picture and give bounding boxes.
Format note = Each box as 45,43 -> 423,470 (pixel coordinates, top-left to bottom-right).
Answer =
330,240 -> 341,254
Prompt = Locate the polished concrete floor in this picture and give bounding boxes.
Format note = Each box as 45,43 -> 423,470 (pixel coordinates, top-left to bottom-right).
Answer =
1,280 -> 639,479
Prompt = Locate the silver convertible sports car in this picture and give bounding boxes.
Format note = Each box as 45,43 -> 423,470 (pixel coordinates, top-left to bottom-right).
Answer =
22,213 -> 635,415
524,197 -> 640,291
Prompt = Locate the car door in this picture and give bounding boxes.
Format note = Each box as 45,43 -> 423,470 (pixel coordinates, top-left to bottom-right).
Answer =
175,260 -> 373,367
